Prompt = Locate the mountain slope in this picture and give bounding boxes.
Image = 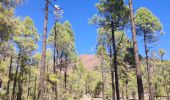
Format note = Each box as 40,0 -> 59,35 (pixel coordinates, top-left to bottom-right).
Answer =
79,54 -> 100,71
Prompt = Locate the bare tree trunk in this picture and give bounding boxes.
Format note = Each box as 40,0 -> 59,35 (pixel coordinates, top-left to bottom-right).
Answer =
101,54 -> 105,100
155,83 -> 158,99
144,33 -> 154,100
17,72 -> 23,100
53,22 -> 58,100
6,56 -> 13,99
109,46 -> 115,100
64,70 -> 67,93
125,80 -> 128,100
27,67 -> 31,100
17,59 -> 25,100
0,78 -> 2,88
111,20 -> 120,100
38,0 -> 49,100
12,53 -> 21,100
56,49 -> 59,99
64,65 -> 67,94
53,26 -> 56,74
129,0 -> 144,100
33,76 -> 37,100
59,58 -> 62,89
125,64 -> 129,100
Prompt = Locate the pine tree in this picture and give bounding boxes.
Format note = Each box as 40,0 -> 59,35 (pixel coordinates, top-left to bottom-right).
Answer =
135,7 -> 163,100
90,0 -> 129,99
38,0 -> 49,100
129,0 -> 144,99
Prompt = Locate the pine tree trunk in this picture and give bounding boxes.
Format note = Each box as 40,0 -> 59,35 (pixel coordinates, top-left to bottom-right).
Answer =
125,64 -> 129,100
155,83 -> 158,99
53,22 -> 58,100
53,24 -> 56,74
33,64 -> 38,100
101,54 -> 105,100
109,46 -> 115,100
125,80 -> 128,100
59,58 -> 62,89
0,78 -> 2,89
17,59 -> 25,100
27,67 -> 31,100
129,0 -> 144,100
33,76 -> 37,100
12,53 -> 21,100
6,56 -> 13,100
38,0 -> 49,100
17,73 -> 23,100
111,20 -> 120,100
144,33 -> 154,100
64,65 -> 67,94
56,49 -> 59,98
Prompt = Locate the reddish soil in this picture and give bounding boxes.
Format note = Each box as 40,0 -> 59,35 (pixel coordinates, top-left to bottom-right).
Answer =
79,54 -> 100,71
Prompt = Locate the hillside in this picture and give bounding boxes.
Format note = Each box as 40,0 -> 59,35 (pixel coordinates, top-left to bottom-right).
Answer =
79,54 -> 100,71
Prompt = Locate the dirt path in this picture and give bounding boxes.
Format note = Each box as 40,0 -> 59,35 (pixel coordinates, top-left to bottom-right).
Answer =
80,95 -> 103,100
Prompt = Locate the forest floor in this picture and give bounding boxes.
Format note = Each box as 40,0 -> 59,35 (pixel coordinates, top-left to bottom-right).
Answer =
80,95 -> 103,100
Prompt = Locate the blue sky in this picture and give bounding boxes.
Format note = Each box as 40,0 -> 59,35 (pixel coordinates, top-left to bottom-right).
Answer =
15,0 -> 170,60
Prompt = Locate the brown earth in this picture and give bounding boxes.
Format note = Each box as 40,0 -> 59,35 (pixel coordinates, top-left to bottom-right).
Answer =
79,54 -> 100,71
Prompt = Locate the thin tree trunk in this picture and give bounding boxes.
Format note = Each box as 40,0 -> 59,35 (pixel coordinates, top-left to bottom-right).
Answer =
33,76 -> 37,100
59,58 -> 62,89
17,60 -> 25,100
53,22 -> 58,100
111,20 -> 120,100
125,80 -> 128,100
85,81 -> 87,94
53,24 -> 56,74
155,83 -> 158,99
109,46 -> 115,100
101,54 -> 105,100
38,0 -> 49,100
129,0 -> 144,100
17,73 -> 23,100
52,32 -> 56,100
27,67 -> 31,100
64,65 -> 67,94
34,64 -> 38,100
0,78 -> 2,88
144,33 -> 154,100
6,56 -> 13,100
46,65 -> 50,100
125,64 -> 129,100
64,70 -> 67,93
56,49 -> 59,98
12,53 -> 21,100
